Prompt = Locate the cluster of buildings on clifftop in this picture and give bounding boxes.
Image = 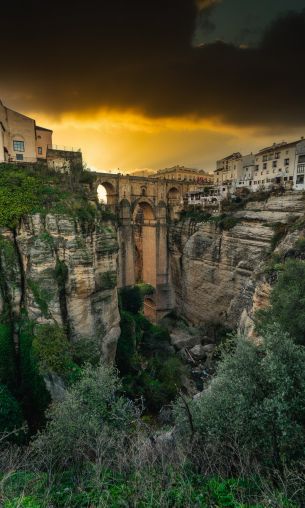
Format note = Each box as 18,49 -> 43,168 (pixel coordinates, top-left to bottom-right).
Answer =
187,138 -> 305,208
0,99 -> 82,170
215,138 -> 305,194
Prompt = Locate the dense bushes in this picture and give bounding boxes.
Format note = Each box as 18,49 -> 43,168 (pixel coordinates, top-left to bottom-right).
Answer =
116,308 -> 186,413
119,286 -> 143,314
31,363 -> 138,470
256,259 -> 305,344
0,384 -> 23,435
1,468 -> 297,507
175,324 -> 305,471
0,164 -> 113,230
180,209 -> 240,230
18,320 -> 51,432
0,323 -> 16,390
32,324 -> 75,379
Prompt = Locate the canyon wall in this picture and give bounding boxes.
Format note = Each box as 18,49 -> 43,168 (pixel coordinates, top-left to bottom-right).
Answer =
0,213 -> 120,361
169,191 -> 305,332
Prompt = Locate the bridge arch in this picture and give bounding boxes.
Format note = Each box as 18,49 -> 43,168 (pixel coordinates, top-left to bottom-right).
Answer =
131,196 -> 156,218
167,186 -> 181,203
97,180 -> 116,205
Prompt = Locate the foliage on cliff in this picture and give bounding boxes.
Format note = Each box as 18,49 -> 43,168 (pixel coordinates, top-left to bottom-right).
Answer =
180,209 -> 240,230
0,164 -> 113,229
116,289 -> 186,413
175,323 -> 305,470
256,259 -> 305,344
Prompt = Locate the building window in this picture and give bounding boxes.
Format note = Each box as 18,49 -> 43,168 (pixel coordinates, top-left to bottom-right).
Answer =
13,140 -> 25,152
263,163 -> 267,169
37,147 -> 43,155
272,161 -> 277,168
16,154 -> 23,161
299,155 -> 305,163
263,155 -> 267,162
284,158 -> 289,165
289,176 -> 293,181
275,152 -> 281,159
296,174 -> 304,184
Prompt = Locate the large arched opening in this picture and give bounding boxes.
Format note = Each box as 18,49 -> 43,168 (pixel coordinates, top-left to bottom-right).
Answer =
97,181 -> 116,205
133,200 -> 156,287
167,186 -> 181,205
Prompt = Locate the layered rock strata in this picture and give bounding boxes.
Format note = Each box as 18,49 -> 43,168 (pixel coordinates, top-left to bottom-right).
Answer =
0,213 -> 120,361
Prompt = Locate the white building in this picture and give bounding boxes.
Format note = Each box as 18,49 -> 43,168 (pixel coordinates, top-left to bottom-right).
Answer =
214,152 -> 256,195
214,152 -> 242,187
293,140 -> 305,190
214,140 -> 305,195
187,186 -> 222,207
251,140 -> 303,192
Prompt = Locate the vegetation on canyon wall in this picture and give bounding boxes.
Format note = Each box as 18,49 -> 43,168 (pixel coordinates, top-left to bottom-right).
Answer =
0,163 -> 113,229
116,285 -> 186,414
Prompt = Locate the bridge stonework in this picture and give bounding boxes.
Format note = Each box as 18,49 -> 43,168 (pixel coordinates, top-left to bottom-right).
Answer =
93,173 -> 198,322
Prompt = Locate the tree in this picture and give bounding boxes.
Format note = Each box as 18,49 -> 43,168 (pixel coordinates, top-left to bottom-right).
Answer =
175,324 -> 305,470
120,286 -> 143,314
0,384 -> 23,435
256,259 -> 305,344
32,363 -> 139,469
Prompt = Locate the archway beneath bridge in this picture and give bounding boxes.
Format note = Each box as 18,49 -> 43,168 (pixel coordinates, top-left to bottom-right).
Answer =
97,181 -> 116,205
133,200 -> 157,288
167,186 -> 181,203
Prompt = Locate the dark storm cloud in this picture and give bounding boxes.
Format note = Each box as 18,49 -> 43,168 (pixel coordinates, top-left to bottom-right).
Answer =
1,1 -> 305,127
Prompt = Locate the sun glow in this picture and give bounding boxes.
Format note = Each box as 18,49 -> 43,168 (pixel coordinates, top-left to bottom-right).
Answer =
24,108 -> 300,173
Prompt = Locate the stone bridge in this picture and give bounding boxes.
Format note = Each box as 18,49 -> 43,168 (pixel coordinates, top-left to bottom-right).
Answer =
92,172 -> 199,321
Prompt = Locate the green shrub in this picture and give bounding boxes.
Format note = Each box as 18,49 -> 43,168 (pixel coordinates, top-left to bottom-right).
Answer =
100,270 -> 117,289
256,259 -> 305,344
116,311 -> 138,375
294,237 -> 305,252
0,383 -> 23,434
27,280 -> 51,318
0,170 -> 41,228
32,324 -> 73,377
175,324 -> 305,470
71,336 -> 101,367
0,323 -> 16,390
19,320 -> 51,432
32,363 -> 138,469
210,214 -> 240,231
119,286 -> 143,314
270,222 -> 288,250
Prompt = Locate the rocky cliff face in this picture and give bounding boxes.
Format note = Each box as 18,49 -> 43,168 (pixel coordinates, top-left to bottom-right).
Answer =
0,213 -> 120,361
169,191 -> 305,333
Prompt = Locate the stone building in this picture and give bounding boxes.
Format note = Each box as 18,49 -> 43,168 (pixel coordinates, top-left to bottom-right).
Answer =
0,98 -> 82,170
36,125 -> 53,160
0,99 -> 37,163
214,152 -> 243,186
152,165 -> 214,184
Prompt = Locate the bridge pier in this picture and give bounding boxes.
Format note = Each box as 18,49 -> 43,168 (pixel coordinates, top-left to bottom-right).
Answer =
93,172 -> 199,322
